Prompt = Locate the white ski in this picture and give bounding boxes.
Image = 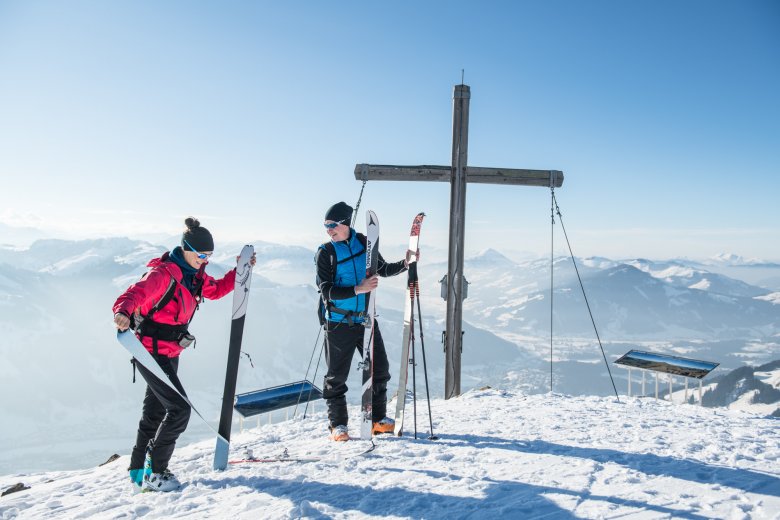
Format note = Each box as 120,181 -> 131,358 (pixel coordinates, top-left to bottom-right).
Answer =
393,212 -> 425,436
360,211 -> 380,439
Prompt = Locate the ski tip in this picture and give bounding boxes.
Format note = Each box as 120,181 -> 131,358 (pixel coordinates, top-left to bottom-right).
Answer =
213,437 -> 231,471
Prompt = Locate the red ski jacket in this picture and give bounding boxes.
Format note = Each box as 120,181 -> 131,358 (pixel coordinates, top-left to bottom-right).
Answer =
113,252 -> 236,357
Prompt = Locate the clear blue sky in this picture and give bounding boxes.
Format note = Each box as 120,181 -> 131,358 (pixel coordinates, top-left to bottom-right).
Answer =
1,1 -> 778,260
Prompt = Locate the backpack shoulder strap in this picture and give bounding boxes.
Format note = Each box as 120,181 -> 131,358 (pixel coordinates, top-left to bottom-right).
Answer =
147,272 -> 177,319
191,264 -> 206,302
318,242 -> 337,274
334,237 -> 365,265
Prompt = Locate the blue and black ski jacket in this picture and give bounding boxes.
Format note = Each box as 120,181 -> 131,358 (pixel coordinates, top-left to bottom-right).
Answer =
315,229 -> 406,325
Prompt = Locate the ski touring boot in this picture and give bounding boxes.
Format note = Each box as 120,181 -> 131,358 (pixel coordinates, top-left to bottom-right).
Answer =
142,469 -> 182,492
372,416 -> 395,435
140,443 -> 181,492
329,424 -> 350,442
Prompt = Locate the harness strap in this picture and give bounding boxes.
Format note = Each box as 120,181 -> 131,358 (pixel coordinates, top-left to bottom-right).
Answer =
335,247 -> 365,265
133,267 -> 198,343
326,303 -> 366,326
137,319 -> 190,342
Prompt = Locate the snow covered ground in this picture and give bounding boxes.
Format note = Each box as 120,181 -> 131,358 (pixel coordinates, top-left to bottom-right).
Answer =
2,388 -> 779,519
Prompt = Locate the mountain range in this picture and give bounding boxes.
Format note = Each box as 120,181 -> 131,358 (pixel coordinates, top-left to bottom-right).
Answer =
0,236 -> 778,474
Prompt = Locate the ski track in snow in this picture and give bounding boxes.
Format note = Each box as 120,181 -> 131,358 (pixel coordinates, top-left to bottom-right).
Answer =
1,389 -> 779,519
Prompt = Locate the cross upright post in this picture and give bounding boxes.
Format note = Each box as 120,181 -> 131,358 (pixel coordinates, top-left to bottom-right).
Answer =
354,84 -> 564,399
446,84 -> 469,398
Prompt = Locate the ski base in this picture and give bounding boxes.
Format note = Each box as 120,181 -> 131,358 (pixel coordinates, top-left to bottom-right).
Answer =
117,331 -> 226,443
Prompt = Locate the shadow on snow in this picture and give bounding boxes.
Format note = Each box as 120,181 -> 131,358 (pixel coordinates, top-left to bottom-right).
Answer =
196,437 -> 729,520
442,433 -> 780,498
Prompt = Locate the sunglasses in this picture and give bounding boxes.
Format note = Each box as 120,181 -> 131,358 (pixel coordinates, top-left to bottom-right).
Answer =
324,219 -> 349,229
183,240 -> 213,259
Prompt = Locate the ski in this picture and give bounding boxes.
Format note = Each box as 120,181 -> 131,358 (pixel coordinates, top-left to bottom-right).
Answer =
213,245 -> 255,471
393,212 -> 425,436
116,330 -> 225,442
229,441 -> 376,465
228,457 -> 321,464
360,210 -> 380,439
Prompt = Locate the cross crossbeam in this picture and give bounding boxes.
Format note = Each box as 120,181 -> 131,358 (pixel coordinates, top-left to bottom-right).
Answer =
355,164 -> 563,186
353,84 -> 564,399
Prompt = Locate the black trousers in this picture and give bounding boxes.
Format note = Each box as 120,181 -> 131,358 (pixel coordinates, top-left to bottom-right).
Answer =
323,320 -> 390,427
129,355 -> 191,473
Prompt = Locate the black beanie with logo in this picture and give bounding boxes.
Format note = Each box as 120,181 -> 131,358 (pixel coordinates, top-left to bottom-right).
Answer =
324,202 -> 353,224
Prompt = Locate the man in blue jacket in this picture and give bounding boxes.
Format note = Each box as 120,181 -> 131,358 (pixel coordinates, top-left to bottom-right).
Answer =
315,202 -> 407,441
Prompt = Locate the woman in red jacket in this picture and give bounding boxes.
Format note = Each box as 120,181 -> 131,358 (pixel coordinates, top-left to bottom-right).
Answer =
113,217 -> 254,492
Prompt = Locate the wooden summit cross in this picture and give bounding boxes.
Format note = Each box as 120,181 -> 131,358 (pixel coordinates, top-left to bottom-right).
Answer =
354,84 -> 564,399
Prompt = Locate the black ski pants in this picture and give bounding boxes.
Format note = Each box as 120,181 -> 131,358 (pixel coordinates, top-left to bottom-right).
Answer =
129,355 -> 191,473
323,320 -> 390,427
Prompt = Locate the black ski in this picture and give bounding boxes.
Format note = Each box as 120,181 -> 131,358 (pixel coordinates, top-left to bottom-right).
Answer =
213,245 -> 255,470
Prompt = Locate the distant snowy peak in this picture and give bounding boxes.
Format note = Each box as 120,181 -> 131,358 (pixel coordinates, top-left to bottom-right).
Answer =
599,264 -> 656,285
467,248 -> 516,266
707,252 -> 777,267
580,257 -> 618,269
0,237 -> 160,275
755,292 -> 780,305
113,243 -> 167,265
215,240 -> 314,263
628,259 -> 695,278
41,241 -> 166,275
627,259 -> 766,298
714,252 -> 745,264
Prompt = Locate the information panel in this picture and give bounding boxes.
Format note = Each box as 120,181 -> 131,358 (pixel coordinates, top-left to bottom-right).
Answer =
615,350 -> 718,379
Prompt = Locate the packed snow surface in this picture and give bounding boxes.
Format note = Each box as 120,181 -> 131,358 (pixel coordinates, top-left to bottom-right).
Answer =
1,389 -> 779,519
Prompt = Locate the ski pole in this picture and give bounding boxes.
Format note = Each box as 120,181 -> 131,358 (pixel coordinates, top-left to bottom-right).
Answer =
411,292 -> 418,440
416,283 -> 438,440
303,335 -> 326,419
294,324 -> 323,418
